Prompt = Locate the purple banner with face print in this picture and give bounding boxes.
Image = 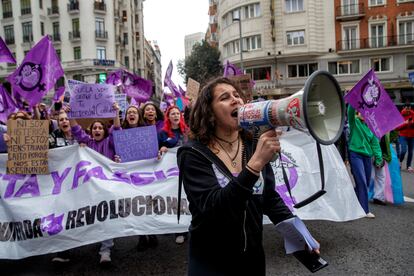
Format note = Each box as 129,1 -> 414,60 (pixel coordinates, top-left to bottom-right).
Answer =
106,69 -> 124,86
0,36 -> 16,64
0,84 -> 18,123
344,68 -> 404,138
7,36 -> 64,106
68,83 -> 116,118
123,71 -> 153,102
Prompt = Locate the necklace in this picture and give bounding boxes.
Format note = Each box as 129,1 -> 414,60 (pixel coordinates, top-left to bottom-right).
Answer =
216,136 -> 240,168
214,134 -> 239,146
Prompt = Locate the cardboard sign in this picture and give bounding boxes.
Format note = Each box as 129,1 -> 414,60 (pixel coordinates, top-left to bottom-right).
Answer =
68,83 -> 116,119
229,74 -> 253,101
7,119 -> 49,174
113,125 -> 159,162
115,94 -> 127,119
186,78 -> 200,101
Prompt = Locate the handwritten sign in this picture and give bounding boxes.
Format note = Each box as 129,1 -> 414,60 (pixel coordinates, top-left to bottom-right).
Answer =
113,125 -> 159,162
115,93 -> 127,119
68,83 -> 116,118
186,78 -> 200,101
229,74 -> 253,101
7,120 -> 49,174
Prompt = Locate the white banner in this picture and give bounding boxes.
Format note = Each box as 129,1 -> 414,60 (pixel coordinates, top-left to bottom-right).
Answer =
0,130 -> 364,259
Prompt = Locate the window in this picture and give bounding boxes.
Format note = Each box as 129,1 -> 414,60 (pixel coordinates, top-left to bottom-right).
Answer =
96,47 -> 106,60
244,35 -> 261,51
74,47 -> 81,60
72,18 -> 80,37
407,55 -> 414,70
285,0 -> 304,13
123,33 -> 128,45
124,56 -> 129,67
39,0 -> 43,9
342,26 -> 358,50
342,0 -> 358,16
370,23 -> 385,48
21,0 -> 31,15
371,57 -> 391,72
52,22 -> 60,41
22,22 -> 33,42
242,3 -> 261,19
398,20 -> 414,45
95,18 -> 105,33
122,10 -> 127,22
4,25 -> 14,44
286,30 -> 305,46
287,63 -> 318,78
246,67 -> 271,81
55,49 -> 61,61
328,60 -> 360,75
369,0 -> 385,5
2,0 -> 12,18
40,22 -> 44,36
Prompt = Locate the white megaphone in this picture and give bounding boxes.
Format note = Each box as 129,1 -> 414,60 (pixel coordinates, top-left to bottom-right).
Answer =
238,70 -> 345,145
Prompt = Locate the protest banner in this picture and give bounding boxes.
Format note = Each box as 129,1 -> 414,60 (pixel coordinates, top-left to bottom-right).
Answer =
186,78 -> 200,101
115,93 -> 127,119
228,74 -> 253,101
6,119 -> 49,175
113,125 -> 158,162
0,130 -> 364,259
68,83 -> 116,119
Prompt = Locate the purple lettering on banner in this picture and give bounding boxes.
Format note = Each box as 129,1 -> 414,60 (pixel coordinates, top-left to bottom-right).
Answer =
41,213 -> 64,235
166,167 -> 179,177
130,172 -> 155,186
3,174 -> 26,198
274,154 -> 298,210
72,160 -> 91,189
14,174 -> 40,198
83,166 -> 109,183
110,171 -> 131,184
154,170 -> 167,181
51,167 -> 72,195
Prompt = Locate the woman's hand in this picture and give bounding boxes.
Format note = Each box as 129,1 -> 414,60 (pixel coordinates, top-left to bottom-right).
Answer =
247,129 -> 281,172
114,155 -> 122,163
112,102 -> 120,113
157,146 -> 168,160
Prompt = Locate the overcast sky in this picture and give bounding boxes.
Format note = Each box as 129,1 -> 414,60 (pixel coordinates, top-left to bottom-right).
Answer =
143,0 -> 209,87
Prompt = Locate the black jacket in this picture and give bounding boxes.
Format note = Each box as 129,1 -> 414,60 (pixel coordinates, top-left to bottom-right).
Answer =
177,139 -> 293,276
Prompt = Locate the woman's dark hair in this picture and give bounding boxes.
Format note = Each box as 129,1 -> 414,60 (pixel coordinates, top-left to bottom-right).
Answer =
122,105 -> 144,129
89,120 -> 109,138
189,77 -> 245,145
140,102 -> 164,124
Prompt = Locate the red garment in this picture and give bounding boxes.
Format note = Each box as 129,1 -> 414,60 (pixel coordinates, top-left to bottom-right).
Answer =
398,108 -> 414,138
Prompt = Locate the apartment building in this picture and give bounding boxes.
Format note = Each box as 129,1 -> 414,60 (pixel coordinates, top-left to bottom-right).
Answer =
184,32 -> 204,57
144,39 -> 162,101
0,0 -> 162,100
206,0 -> 218,48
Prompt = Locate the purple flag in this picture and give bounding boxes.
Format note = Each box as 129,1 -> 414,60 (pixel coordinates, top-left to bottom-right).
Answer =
53,85 -> 65,102
178,85 -> 186,96
344,68 -> 404,138
106,69 -> 124,86
7,36 -> 64,106
123,71 -> 153,102
164,60 -> 181,97
0,84 -> 18,123
223,60 -> 243,77
0,36 -> 16,64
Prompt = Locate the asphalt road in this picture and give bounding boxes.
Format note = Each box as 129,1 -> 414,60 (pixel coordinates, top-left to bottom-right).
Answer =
1,170 -> 413,276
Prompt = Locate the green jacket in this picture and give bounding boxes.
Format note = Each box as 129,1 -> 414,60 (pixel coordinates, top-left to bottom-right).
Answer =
347,106 -> 383,166
380,133 -> 391,163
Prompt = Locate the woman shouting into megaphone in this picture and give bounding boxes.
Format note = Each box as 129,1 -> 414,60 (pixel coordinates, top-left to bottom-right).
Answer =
177,77 -> 321,276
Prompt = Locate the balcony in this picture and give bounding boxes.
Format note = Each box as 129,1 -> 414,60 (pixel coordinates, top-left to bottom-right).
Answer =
94,2 -> 106,13
22,35 -> 33,43
67,2 -> 79,13
336,3 -> 365,21
48,6 -> 59,17
21,8 -> 31,15
2,11 -> 12,18
336,35 -> 414,51
5,37 -> 15,45
95,30 -> 108,40
52,33 -> 61,42
69,31 -> 81,41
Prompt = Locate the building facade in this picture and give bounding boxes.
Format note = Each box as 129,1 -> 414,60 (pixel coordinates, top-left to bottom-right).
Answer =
0,0 -> 162,101
184,32 -> 204,57
215,0 -> 414,104
144,39 -> 162,101
206,0 -> 219,47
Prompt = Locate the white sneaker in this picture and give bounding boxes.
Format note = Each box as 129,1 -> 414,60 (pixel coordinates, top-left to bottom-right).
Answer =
365,212 -> 375,219
175,235 -> 185,244
99,252 -> 111,264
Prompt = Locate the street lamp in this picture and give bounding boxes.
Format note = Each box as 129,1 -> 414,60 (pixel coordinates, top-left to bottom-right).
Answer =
232,9 -> 244,72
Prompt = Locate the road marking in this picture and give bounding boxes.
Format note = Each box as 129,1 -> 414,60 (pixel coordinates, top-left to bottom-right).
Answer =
404,196 -> 414,203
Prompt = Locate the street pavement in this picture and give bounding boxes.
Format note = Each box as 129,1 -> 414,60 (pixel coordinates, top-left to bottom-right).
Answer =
1,170 -> 413,275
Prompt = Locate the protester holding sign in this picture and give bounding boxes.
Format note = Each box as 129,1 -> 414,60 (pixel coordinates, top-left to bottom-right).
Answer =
49,110 -> 77,149
141,102 -> 164,133
177,77 -> 319,275
158,105 -> 188,244
121,105 -> 144,129
348,105 -> 383,218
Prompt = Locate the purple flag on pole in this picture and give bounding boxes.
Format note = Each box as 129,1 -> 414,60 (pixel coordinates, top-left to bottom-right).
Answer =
164,60 -> 181,97
0,84 -> 18,123
53,85 -> 65,102
178,85 -> 186,96
106,69 -> 124,86
0,36 -> 16,64
344,68 -> 404,138
7,36 -> 64,106
223,60 -> 243,77
123,71 -> 153,102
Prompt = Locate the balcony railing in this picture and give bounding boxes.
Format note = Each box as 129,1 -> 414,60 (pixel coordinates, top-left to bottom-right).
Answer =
48,6 -> 59,15
69,31 -> 81,40
95,30 -> 108,39
67,2 -> 79,12
53,33 -> 61,42
21,8 -> 31,15
336,3 -> 365,19
3,11 -> 12,18
336,34 -> 414,51
5,37 -> 14,45
94,2 -> 106,12
23,35 -> 33,43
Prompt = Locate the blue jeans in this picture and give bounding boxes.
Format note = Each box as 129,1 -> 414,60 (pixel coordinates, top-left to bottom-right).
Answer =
399,136 -> 414,169
349,151 -> 372,214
